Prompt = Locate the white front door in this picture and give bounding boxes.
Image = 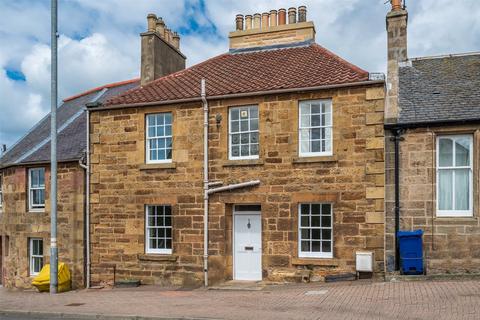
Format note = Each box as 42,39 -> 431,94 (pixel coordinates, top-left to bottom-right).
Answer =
234,209 -> 262,281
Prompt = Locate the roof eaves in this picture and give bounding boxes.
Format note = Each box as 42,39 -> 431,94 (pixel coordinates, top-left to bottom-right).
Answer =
91,79 -> 384,111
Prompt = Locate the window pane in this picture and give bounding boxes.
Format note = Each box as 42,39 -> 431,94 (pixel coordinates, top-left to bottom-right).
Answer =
455,169 -> 470,210
301,204 -> 310,215
311,128 -> 320,140
301,241 -> 310,252
311,241 -> 321,252
250,144 -> 259,156
231,134 -> 240,145
241,145 -> 249,156
311,204 -> 320,215
321,204 -> 331,215
439,139 -> 453,167
321,215 -> 331,227
250,119 -> 258,131
311,229 -> 320,240
38,169 -> 45,186
300,115 -> 310,127
164,113 -> 172,125
322,229 -> 332,240
301,229 -> 310,240
156,126 -> 164,137
165,125 -> 172,136
300,104 -> 309,116
301,216 -> 309,227
231,109 -> 239,120
148,127 -> 155,137
311,115 -> 321,127
438,170 -> 453,210
311,140 -> 321,153
322,241 -> 331,253
455,138 -> 470,166
250,106 -> 258,119
240,120 -> 248,131
231,146 -> 240,157
311,215 -> 320,227
231,121 -> 239,133
241,133 -> 249,144
147,115 -> 155,126
311,103 -> 320,114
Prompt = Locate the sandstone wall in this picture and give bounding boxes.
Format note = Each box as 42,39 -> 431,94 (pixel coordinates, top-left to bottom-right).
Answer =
0,162 -> 85,288
89,84 -> 385,286
385,126 -> 480,274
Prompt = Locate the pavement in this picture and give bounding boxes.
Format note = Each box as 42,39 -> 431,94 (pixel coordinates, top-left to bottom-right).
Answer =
0,279 -> 480,320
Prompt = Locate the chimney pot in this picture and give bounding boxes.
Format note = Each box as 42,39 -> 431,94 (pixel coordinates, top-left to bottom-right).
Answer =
155,17 -> 165,37
172,32 -> 180,49
269,10 -> 277,27
147,13 -> 157,32
261,12 -> 269,29
278,8 -> 286,25
165,28 -> 172,43
253,13 -> 261,29
391,0 -> 402,11
235,14 -> 244,31
245,15 -> 253,30
298,6 -> 307,22
288,7 -> 296,24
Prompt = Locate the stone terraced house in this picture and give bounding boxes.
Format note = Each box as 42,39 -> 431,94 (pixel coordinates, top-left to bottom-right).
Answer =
87,6 -> 386,287
384,1 -> 480,275
0,80 -> 138,288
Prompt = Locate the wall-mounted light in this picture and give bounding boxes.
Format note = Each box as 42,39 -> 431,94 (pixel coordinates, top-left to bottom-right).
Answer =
215,113 -> 222,128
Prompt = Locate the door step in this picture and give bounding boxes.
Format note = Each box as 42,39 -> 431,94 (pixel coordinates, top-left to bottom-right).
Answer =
209,280 -> 265,291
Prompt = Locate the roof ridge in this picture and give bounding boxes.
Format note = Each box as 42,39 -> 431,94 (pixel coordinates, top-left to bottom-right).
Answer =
63,78 -> 140,102
410,51 -> 480,62
311,43 -> 368,76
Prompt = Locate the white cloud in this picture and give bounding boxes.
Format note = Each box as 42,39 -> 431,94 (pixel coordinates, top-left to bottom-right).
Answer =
1,0 -> 480,148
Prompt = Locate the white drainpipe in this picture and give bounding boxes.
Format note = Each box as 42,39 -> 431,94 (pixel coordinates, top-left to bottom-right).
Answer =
201,79 -> 260,287
78,108 -> 91,289
201,79 -> 209,287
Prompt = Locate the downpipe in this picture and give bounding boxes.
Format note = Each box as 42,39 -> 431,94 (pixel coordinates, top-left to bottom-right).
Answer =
78,109 -> 91,288
201,79 -> 209,287
391,129 -> 404,271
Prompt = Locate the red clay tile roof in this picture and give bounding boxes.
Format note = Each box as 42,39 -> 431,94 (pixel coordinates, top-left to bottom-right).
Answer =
105,44 -> 369,106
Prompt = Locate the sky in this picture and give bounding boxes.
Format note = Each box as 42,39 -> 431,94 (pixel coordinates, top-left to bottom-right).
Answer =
0,0 -> 479,148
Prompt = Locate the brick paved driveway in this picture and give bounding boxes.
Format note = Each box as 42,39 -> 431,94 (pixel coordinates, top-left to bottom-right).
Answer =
0,280 -> 479,319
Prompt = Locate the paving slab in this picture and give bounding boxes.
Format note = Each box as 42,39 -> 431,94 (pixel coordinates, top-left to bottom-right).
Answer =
0,280 -> 479,320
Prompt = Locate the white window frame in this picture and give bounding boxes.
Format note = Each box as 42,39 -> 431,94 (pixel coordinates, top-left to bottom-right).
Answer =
29,238 -> 43,276
146,113 -> 173,164
298,99 -> 333,157
436,134 -> 473,217
228,105 -> 259,160
298,203 -> 333,259
28,168 -> 45,212
145,205 -> 173,254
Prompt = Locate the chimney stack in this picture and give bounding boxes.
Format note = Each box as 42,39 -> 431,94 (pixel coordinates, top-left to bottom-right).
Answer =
140,14 -> 186,85
385,0 -> 408,123
229,6 -> 315,50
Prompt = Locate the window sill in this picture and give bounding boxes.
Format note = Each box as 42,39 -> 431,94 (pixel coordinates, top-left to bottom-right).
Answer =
139,162 -> 176,170
138,254 -> 177,262
292,155 -> 337,164
29,209 -> 45,213
292,257 -> 339,267
222,159 -> 264,167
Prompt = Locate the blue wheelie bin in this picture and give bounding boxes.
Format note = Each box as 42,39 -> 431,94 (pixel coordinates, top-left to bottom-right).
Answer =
397,230 -> 424,275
